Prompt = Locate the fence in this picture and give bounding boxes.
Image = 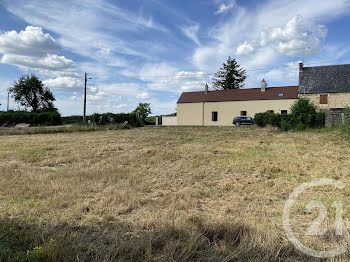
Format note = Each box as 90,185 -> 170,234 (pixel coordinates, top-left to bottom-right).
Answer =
325,108 -> 345,127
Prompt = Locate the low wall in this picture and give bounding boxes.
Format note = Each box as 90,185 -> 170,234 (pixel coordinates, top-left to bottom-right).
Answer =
162,116 -> 177,126
156,116 -> 177,126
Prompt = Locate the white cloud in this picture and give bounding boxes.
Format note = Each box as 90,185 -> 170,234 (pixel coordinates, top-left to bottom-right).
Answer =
237,41 -> 254,56
3,0 -> 169,64
139,63 -> 207,93
193,0 -> 350,76
181,24 -> 200,45
215,1 -> 236,15
235,16 -> 327,57
0,26 -> 60,56
0,26 -> 77,76
43,77 -> 83,91
137,92 -> 150,99
1,54 -> 75,71
259,16 -> 327,56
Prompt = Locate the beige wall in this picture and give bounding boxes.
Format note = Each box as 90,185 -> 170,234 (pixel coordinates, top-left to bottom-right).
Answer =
177,99 -> 297,126
177,102 -> 203,126
162,116 -> 177,126
300,93 -> 350,111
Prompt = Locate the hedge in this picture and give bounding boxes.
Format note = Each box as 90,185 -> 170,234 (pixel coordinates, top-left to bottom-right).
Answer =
90,113 -> 142,126
254,112 -> 325,131
254,98 -> 326,131
0,111 -> 62,126
62,115 -> 84,125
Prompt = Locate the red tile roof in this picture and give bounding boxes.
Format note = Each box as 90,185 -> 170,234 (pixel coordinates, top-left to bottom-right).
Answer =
177,86 -> 299,104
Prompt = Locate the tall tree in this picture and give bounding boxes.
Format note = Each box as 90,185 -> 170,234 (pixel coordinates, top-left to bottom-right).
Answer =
133,103 -> 152,122
212,57 -> 247,90
10,74 -> 56,112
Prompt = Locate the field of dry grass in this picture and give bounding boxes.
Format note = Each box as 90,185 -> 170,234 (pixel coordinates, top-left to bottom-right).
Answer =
1,126 -> 350,261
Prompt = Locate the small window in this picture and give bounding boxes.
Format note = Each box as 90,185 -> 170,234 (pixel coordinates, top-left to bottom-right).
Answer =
320,94 -> 328,104
240,111 -> 247,116
278,93 -> 284,97
267,110 -> 274,113
281,110 -> 288,115
212,112 -> 218,122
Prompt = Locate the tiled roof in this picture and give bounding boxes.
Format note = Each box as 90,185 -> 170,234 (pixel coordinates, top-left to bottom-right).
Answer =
299,64 -> 350,94
177,86 -> 299,104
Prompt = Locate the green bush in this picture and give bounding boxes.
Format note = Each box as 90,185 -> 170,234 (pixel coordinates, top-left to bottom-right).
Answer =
342,107 -> 350,134
270,113 -> 282,128
254,98 -> 325,131
62,115 -> 84,124
290,97 -> 318,127
144,116 -> 156,125
315,112 -> 326,127
254,113 -> 274,127
281,114 -> 293,131
90,113 -> 141,126
0,111 -> 62,126
254,112 -> 282,128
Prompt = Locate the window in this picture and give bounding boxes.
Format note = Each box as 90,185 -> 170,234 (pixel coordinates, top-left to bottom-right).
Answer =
278,93 -> 284,97
212,111 -> 218,122
320,94 -> 328,104
267,110 -> 274,113
281,110 -> 288,115
240,111 -> 247,116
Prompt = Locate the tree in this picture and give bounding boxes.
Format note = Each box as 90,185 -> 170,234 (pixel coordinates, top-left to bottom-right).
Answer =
133,103 -> 152,122
212,57 -> 247,90
10,74 -> 56,112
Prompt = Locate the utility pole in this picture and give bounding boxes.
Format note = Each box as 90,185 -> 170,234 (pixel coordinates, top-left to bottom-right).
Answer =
7,90 -> 9,111
83,73 -> 87,122
83,73 -> 92,123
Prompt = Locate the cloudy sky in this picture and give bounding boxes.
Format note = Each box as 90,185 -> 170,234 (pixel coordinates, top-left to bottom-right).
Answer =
0,0 -> 350,116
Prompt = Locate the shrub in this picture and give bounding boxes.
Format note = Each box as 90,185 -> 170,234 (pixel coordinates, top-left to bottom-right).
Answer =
315,112 -> 326,128
270,114 -> 282,128
254,98 -> 325,131
254,112 -> 281,128
254,113 -> 273,127
0,111 -> 62,126
290,97 -> 318,127
62,115 -> 84,125
144,116 -> 156,125
90,113 -> 142,126
343,107 -> 350,134
281,114 -> 293,131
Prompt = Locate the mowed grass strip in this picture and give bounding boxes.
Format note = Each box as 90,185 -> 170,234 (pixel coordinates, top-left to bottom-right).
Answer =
0,126 -> 350,261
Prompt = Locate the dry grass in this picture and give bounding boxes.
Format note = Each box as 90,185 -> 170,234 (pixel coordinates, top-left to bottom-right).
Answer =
1,126 -> 350,261
0,124 -> 124,136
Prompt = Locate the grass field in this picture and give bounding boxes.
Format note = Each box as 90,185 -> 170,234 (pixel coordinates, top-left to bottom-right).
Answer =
1,126 -> 350,261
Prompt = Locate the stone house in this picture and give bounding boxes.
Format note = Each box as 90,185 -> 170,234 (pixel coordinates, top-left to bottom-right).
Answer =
298,63 -> 350,126
299,63 -> 350,110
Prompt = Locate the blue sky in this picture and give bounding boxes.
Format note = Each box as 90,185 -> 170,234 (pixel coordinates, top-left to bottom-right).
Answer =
0,0 -> 350,116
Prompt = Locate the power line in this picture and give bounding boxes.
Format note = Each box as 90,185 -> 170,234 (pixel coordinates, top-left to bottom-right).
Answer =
86,57 -> 350,79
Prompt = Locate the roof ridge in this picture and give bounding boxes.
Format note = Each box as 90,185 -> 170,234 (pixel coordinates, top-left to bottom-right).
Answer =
180,86 -> 298,94
178,85 -> 299,103
305,64 -> 350,69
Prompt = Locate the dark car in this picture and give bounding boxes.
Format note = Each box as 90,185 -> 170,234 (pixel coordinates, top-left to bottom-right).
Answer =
233,116 -> 254,126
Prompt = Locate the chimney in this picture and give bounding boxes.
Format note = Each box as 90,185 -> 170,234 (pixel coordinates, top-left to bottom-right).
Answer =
299,62 -> 304,73
205,83 -> 209,94
299,62 -> 304,83
261,79 -> 267,92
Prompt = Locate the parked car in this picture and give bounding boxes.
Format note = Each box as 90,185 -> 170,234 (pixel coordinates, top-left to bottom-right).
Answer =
233,116 -> 254,126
